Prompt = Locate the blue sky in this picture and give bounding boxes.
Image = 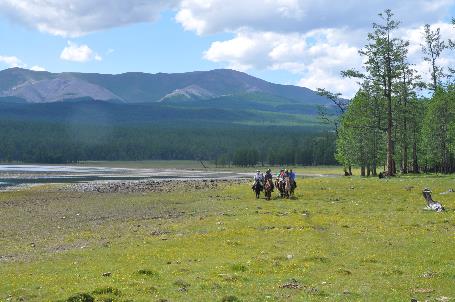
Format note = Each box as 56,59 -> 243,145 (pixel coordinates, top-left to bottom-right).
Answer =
0,0 -> 454,96
0,9 -> 300,85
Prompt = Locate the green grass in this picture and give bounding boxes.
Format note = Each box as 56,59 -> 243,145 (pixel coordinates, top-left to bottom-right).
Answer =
1,174 -> 455,301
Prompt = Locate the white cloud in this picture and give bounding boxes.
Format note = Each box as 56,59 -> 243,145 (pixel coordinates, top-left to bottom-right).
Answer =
193,1 -> 455,97
1,0 -> 454,97
176,0 -> 453,35
60,41 -> 102,62
204,29 -> 363,96
0,55 -> 25,68
0,56 -> 47,72
0,0 -> 178,37
30,65 -> 46,71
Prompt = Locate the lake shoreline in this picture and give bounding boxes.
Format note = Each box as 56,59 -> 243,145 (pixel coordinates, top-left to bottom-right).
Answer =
58,178 -> 250,193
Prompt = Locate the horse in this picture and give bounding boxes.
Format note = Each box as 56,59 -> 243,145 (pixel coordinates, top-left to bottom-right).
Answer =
252,180 -> 263,199
274,178 -> 280,195
264,178 -> 273,200
290,178 -> 296,197
283,177 -> 292,198
275,178 -> 285,197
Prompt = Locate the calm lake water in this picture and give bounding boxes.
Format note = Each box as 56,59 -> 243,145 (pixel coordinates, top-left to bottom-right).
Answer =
0,165 -> 249,190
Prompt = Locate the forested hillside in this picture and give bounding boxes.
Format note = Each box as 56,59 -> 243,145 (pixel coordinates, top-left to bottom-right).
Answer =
0,66 -> 340,165
0,98 -> 335,165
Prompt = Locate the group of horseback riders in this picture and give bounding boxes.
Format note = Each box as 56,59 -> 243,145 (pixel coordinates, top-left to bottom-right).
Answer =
252,168 -> 297,200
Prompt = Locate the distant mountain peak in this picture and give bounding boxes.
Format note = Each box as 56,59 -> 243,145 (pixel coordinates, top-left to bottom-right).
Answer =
1,74 -> 123,103
0,68 -> 330,105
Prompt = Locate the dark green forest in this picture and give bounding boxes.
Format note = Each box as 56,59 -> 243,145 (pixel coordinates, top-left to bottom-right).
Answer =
0,119 -> 335,166
329,10 -> 455,175
0,82 -> 337,166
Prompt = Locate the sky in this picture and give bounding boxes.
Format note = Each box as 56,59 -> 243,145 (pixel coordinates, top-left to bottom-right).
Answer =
0,0 -> 455,97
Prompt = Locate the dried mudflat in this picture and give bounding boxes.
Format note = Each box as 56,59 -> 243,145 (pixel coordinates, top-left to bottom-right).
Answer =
1,174 -> 455,301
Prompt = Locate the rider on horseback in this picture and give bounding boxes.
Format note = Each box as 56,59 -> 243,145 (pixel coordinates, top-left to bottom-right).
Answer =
264,169 -> 274,191
252,170 -> 264,189
289,169 -> 297,188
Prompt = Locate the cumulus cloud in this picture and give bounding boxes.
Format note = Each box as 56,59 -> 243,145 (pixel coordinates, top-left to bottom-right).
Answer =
0,55 -> 46,71
0,0 -> 178,37
60,41 -> 102,62
0,55 -> 25,68
204,29 -> 362,96
1,0 -> 454,97
176,0 -> 453,35
192,0 -> 455,97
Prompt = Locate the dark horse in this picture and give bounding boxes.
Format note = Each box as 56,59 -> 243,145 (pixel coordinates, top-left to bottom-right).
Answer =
252,180 -> 263,199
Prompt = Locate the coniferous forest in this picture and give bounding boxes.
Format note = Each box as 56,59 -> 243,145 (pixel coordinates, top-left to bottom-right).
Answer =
326,10 -> 455,175
0,119 -> 336,166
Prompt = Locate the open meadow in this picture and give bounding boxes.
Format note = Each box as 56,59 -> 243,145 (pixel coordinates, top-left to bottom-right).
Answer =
1,173 -> 454,301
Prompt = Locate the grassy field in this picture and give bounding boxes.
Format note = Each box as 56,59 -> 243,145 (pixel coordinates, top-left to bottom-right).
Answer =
1,174 -> 455,301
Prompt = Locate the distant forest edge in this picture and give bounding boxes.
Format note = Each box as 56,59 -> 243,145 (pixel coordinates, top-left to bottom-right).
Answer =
0,120 -> 335,166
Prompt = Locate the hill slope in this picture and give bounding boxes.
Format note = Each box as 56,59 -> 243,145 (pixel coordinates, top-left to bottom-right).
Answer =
0,68 -> 330,105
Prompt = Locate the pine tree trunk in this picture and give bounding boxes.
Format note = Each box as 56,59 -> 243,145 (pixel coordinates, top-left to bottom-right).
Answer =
402,143 -> 408,174
386,83 -> 394,176
361,165 -> 366,177
412,128 -> 419,173
385,29 -> 395,177
402,114 -> 408,173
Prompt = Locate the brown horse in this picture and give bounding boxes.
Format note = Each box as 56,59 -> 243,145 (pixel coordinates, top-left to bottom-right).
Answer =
284,177 -> 292,198
264,179 -> 273,200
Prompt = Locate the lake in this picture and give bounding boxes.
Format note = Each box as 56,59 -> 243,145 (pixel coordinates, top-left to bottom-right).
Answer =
0,165 -> 249,190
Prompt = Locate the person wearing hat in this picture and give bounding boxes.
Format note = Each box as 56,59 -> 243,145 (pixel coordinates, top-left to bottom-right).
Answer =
252,170 -> 264,189
264,168 -> 274,191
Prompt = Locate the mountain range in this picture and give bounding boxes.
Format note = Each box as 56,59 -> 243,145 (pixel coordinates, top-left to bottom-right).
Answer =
0,68 -> 330,105
0,68 -> 336,163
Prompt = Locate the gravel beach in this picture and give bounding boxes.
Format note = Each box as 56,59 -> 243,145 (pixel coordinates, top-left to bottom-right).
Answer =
59,178 -> 250,193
